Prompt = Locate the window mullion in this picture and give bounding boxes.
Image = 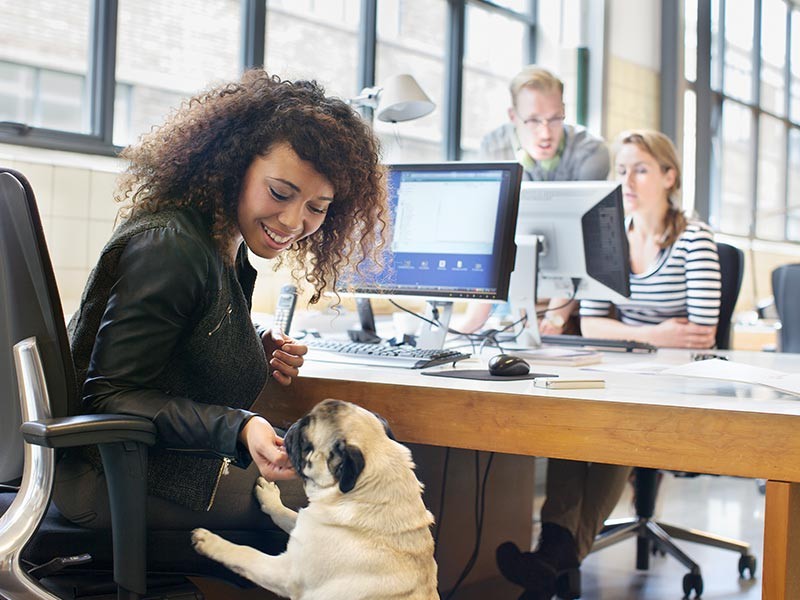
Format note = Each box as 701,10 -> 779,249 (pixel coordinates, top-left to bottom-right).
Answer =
784,5 -> 793,239
525,0 -> 537,63
445,0 -> 465,161
695,0 -> 713,222
358,0 -> 377,91
88,0 -> 118,145
241,0 -> 266,70
748,0 -> 761,239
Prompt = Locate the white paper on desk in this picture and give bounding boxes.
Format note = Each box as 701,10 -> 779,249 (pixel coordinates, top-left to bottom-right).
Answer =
662,359 -> 800,397
582,361 -> 672,375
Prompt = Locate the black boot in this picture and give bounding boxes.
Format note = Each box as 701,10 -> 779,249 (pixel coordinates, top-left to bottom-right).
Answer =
496,523 -> 581,600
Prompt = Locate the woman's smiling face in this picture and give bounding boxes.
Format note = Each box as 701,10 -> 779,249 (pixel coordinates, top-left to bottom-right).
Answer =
237,142 -> 334,259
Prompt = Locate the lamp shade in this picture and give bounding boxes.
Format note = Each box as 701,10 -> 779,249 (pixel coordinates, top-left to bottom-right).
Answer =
375,74 -> 435,123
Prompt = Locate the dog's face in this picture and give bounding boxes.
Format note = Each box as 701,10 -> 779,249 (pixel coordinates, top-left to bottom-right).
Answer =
284,399 -> 394,494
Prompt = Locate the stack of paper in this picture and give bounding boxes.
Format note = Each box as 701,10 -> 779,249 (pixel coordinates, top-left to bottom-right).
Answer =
511,347 -> 603,366
662,359 -> 800,397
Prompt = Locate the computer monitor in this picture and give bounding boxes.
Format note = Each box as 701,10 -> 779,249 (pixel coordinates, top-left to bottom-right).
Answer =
339,161 -> 523,348
507,181 -> 631,346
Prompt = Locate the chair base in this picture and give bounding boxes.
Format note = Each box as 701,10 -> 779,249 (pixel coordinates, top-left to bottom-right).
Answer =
38,574 -> 203,600
593,517 -> 756,599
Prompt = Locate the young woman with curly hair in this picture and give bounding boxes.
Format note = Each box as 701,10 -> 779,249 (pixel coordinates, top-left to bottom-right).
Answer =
56,70 -> 388,532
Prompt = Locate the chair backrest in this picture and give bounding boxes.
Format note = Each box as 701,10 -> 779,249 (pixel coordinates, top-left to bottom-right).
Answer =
772,263 -> 800,353
715,242 -> 744,350
0,168 -> 78,483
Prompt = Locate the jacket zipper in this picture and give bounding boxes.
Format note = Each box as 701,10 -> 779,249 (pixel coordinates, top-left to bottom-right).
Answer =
206,457 -> 232,511
208,304 -> 232,336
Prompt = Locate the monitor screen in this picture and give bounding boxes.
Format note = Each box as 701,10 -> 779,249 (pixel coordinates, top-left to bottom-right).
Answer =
340,162 -> 523,302
512,181 -> 631,304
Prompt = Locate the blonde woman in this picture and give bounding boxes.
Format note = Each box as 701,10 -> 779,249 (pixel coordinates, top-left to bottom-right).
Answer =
497,130 -> 720,599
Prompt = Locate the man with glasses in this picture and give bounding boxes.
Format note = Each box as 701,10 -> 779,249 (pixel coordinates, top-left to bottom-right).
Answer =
479,67 -> 617,600
481,65 -> 609,182
459,66 -> 609,335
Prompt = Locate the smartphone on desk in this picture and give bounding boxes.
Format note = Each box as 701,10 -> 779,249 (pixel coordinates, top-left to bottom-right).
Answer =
533,377 -> 605,390
274,284 -> 297,335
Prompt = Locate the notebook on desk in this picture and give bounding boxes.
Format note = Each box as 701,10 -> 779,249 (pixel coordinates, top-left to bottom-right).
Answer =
504,346 -> 603,366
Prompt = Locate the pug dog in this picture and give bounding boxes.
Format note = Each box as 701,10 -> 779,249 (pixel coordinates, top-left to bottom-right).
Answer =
192,399 -> 439,600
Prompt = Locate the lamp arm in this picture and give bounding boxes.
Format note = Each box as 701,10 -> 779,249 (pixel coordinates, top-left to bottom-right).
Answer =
348,86 -> 382,109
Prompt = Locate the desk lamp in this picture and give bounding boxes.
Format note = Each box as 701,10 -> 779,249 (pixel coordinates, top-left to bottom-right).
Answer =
349,74 -> 435,123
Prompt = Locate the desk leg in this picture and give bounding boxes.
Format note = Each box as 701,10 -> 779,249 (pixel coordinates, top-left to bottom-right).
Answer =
763,481 -> 800,599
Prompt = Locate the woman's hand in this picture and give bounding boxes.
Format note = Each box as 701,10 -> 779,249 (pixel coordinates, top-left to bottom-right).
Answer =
538,299 -> 575,335
539,312 -> 566,335
240,416 -> 296,481
648,318 -> 717,349
262,329 -> 307,386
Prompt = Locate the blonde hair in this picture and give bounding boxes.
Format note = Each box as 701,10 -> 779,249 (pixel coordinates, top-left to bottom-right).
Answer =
614,129 -> 686,248
509,66 -> 564,108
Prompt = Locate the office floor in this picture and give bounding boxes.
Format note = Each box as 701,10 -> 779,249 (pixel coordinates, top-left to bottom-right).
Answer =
193,467 -> 765,600
575,473 -> 764,600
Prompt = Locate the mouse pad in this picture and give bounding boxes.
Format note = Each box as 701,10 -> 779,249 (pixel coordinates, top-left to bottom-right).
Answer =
421,369 -> 557,382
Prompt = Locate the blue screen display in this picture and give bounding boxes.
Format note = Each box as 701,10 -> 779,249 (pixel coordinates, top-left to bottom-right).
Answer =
342,163 -> 519,300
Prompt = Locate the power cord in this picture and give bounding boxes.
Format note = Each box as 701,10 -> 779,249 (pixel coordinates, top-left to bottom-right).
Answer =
389,277 -> 579,355
388,299 -> 527,353
443,451 -> 495,600
433,447 -> 451,561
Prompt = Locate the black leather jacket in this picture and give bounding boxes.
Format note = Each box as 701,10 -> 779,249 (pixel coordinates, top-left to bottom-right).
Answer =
68,208 -> 268,510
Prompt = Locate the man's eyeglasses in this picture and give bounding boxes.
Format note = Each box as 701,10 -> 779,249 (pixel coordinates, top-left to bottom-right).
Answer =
517,114 -> 566,129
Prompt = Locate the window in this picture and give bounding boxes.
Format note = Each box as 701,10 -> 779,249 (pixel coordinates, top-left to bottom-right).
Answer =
684,0 -> 800,242
264,0 -> 361,99
114,0 -> 241,147
0,0 -> 92,134
0,0 -> 537,159
461,2 -> 531,158
375,0 -> 447,162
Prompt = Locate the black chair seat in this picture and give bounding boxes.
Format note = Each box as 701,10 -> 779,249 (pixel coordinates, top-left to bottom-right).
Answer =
0,491 -> 288,590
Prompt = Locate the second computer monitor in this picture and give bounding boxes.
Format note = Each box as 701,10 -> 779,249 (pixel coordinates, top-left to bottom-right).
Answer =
514,180 -> 631,303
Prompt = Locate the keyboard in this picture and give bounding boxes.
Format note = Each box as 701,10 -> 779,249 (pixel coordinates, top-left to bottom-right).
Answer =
540,334 -> 657,353
305,339 -> 471,369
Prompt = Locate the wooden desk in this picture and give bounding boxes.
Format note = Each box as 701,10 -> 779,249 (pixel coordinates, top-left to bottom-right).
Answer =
263,349 -> 800,599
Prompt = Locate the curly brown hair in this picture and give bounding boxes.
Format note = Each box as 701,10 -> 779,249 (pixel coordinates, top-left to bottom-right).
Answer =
116,69 -> 388,303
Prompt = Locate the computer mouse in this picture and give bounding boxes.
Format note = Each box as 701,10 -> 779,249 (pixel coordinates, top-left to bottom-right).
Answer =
488,353 -> 530,377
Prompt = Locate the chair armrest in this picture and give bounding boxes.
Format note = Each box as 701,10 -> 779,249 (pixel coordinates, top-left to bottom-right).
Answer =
21,414 -> 156,596
20,414 -> 156,448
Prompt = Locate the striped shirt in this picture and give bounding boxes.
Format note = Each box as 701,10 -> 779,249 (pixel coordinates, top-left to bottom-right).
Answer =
580,221 -> 721,327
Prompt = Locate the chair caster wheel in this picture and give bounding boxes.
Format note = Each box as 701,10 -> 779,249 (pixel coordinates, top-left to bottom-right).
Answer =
555,567 -> 581,599
682,572 -> 703,599
738,554 -> 757,579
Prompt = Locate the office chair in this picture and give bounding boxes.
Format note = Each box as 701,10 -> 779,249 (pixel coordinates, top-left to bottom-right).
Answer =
591,242 -> 755,600
0,167 -> 287,599
772,263 -> 800,353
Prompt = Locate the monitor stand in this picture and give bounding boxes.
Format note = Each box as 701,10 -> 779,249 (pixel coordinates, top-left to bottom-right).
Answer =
348,297 -> 382,344
508,234 -> 543,348
417,300 -> 453,350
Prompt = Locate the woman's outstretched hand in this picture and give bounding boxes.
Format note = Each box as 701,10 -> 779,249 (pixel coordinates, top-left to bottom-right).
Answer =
262,329 -> 307,386
240,416 -> 296,480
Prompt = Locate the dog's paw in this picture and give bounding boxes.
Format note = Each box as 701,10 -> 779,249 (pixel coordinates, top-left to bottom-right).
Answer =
192,528 -> 223,558
255,477 -> 283,513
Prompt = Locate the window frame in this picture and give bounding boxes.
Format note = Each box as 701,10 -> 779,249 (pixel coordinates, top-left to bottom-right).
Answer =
675,0 -> 799,242
0,0 -> 536,159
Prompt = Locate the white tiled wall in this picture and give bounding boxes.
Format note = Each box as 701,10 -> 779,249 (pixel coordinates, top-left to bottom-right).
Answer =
1,146 -> 121,315
1,144 -> 291,316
